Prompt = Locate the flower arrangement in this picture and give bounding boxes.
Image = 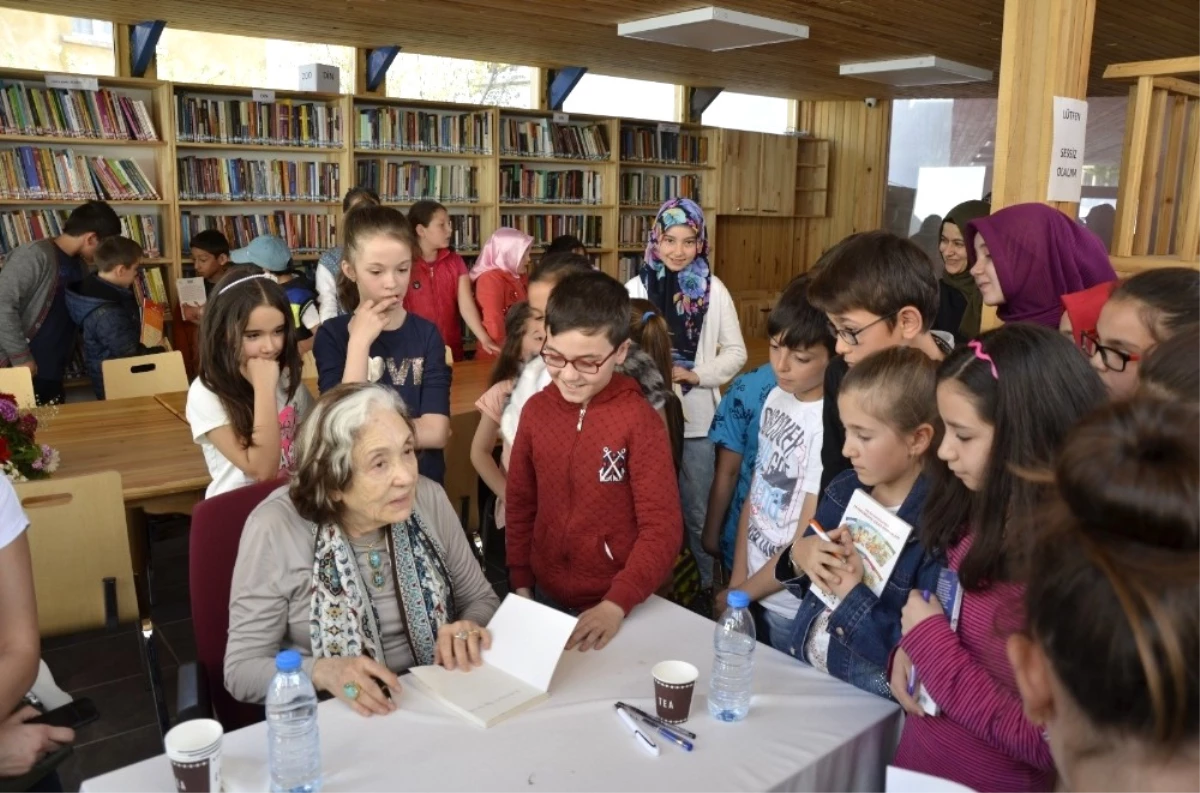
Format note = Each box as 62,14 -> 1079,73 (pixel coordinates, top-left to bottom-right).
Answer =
0,394 -> 58,482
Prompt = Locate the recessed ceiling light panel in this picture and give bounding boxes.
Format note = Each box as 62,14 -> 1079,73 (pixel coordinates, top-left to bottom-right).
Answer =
618,7 -> 809,52
839,56 -> 993,87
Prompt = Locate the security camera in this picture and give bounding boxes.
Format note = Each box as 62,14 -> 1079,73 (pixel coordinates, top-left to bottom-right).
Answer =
864,97 -> 878,108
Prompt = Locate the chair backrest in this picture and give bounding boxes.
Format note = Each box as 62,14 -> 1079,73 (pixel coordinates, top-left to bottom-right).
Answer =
17,471 -> 138,635
0,367 -> 36,408
189,478 -> 284,731
301,350 -> 318,382
102,351 -> 188,400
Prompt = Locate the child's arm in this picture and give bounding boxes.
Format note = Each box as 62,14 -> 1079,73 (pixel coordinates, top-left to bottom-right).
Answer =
340,298 -> 397,384
456,275 -> 498,356
901,596 -> 1056,772
412,326 -> 452,450
729,496 -> 752,591
504,416 -> 538,597
470,414 -> 506,499
702,447 -> 742,559
732,492 -> 818,602
203,359 -> 283,482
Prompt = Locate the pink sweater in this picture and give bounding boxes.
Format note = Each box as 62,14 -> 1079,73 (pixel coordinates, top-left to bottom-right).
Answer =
894,533 -> 1057,792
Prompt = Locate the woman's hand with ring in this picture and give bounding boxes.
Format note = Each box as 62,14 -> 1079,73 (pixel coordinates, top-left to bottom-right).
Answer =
312,656 -> 401,717
436,621 -> 492,671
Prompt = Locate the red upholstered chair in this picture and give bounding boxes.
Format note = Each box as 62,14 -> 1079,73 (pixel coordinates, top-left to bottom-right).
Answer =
177,478 -> 286,731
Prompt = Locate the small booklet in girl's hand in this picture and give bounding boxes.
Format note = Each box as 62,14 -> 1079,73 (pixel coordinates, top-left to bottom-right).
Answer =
812,489 -> 915,610
176,277 -> 208,307
914,568 -> 964,716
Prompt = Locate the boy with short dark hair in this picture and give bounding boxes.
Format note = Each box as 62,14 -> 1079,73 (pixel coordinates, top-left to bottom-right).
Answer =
806,231 -> 952,491
0,200 -> 121,403
182,230 -> 231,324
65,236 -> 163,400
723,275 -> 835,646
506,270 -> 682,652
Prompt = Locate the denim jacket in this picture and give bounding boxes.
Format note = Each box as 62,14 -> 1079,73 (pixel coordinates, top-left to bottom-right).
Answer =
773,469 -> 941,700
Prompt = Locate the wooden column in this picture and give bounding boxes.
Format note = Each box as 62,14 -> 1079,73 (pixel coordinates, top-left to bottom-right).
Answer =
984,0 -> 1097,327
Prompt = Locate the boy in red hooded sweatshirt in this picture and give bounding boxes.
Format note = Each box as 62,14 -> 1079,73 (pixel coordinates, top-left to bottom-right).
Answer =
506,270 -> 682,652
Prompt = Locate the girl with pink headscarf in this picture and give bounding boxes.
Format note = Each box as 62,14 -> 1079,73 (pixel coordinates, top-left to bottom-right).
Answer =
471,227 -> 534,360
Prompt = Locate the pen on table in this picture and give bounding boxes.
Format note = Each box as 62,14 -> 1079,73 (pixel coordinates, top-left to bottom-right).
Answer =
628,710 -> 694,752
614,702 -> 698,740
905,590 -> 931,696
615,705 -> 659,756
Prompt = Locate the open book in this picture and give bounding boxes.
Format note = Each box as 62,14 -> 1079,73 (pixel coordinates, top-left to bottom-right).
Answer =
813,488 -> 914,610
140,299 -> 165,348
407,594 -> 578,728
176,277 -> 208,307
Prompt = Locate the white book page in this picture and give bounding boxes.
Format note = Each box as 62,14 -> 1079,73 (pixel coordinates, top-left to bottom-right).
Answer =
841,489 -> 914,597
408,664 -> 543,727
482,594 -> 579,692
176,277 -> 208,306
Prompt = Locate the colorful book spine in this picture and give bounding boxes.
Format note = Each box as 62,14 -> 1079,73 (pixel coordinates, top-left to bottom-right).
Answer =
177,156 -> 340,202
499,213 -> 603,247
619,126 -> 708,165
175,95 -> 343,148
354,159 -> 479,203
355,107 -> 492,154
500,118 -> 610,160
450,214 -> 481,250
0,147 -> 158,201
180,212 -> 335,254
619,172 -> 701,206
618,213 -> 656,247
0,82 -> 159,141
500,165 -> 603,205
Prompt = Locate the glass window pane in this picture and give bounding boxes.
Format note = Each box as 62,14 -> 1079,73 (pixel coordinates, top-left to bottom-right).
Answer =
386,53 -> 535,108
0,9 -> 115,75
157,29 -> 355,93
701,91 -> 790,134
562,74 -> 677,122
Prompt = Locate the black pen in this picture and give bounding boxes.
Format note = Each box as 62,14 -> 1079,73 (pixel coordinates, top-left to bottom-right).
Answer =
372,676 -> 392,702
614,701 -> 697,740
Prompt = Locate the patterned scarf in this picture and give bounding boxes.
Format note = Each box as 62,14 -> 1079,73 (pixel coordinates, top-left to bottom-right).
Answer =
639,198 -> 712,390
310,510 -> 457,667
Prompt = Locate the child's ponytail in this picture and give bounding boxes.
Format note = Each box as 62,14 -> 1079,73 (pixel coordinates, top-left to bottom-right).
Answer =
488,302 -> 534,387
629,298 -> 674,387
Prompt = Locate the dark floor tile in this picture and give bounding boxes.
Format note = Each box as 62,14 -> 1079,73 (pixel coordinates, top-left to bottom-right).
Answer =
69,668 -> 177,745
40,623 -> 137,653
44,628 -> 174,693
158,620 -> 197,667
57,724 -> 164,793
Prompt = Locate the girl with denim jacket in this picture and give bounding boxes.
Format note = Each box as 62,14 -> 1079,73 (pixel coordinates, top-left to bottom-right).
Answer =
774,347 -> 941,699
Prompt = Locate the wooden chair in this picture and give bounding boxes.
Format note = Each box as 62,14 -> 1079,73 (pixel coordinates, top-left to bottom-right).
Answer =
301,350 -> 319,381
0,366 -> 36,408
102,351 -> 188,400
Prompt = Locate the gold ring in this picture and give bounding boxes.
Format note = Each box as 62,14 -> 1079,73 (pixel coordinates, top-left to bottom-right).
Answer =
454,628 -> 481,641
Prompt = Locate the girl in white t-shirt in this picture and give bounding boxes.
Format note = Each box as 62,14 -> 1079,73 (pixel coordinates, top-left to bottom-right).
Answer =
187,265 -> 314,498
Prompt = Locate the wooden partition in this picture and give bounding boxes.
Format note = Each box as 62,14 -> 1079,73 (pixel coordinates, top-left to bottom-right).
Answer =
1104,56 -> 1200,274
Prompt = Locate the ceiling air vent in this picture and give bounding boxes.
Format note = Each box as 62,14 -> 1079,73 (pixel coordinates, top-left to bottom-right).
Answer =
618,7 -> 809,52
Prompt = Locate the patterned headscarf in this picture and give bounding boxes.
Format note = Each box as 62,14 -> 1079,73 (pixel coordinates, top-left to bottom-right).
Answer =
639,198 -> 712,377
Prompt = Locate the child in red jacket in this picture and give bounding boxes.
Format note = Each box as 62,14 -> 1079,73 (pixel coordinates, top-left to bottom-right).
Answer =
506,270 -> 683,652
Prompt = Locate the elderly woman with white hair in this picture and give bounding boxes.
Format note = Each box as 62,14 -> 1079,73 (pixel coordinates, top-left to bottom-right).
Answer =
224,383 -> 499,717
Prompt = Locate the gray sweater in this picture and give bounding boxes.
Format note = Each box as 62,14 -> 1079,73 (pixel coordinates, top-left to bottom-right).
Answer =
0,239 -> 82,367
224,479 -> 500,704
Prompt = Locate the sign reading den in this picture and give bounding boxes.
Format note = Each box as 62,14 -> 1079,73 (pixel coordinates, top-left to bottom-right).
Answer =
1047,97 -> 1088,203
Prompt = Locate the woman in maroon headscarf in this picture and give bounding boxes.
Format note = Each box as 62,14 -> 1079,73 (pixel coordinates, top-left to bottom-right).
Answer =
965,203 -> 1116,328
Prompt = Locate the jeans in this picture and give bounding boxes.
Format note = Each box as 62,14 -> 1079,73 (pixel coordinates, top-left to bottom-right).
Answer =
680,437 -> 717,590
751,602 -> 796,652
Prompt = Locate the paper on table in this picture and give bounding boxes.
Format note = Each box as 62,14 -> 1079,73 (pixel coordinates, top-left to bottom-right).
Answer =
481,593 -> 578,691
176,277 -> 208,306
886,766 -> 975,792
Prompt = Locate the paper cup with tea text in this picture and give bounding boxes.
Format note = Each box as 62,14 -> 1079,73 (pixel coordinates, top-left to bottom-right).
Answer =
165,718 -> 223,792
652,660 -> 699,724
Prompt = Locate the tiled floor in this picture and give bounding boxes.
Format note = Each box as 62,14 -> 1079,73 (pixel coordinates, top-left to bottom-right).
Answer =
41,514 -> 509,792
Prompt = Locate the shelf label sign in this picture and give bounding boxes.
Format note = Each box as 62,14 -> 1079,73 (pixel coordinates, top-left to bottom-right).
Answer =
657,122 -> 681,135
1047,97 -> 1088,203
252,89 -> 276,103
552,112 -> 570,125
46,74 -> 98,91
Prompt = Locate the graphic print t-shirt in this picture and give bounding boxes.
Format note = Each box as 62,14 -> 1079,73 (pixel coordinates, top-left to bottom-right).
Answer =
186,376 -> 314,499
745,387 -> 824,617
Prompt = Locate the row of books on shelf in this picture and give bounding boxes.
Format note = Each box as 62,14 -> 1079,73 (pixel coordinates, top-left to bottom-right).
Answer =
133,263 -> 169,309
0,210 -> 161,259
619,173 -> 700,206
181,211 -> 334,254
355,108 -> 492,154
617,254 -> 640,283
177,157 -> 341,203
500,213 -> 603,248
619,127 -> 709,165
355,160 -> 479,204
1,84 -> 159,141
618,214 -> 655,249
500,165 -> 603,205
500,120 -> 609,160
450,215 -> 481,250
0,146 -> 159,201
175,95 -> 343,148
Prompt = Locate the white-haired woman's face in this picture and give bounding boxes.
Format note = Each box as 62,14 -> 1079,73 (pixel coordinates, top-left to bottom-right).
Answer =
334,407 -> 419,531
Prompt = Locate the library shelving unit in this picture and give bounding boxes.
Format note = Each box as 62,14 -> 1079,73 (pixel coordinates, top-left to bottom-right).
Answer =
171,82 -> 348,281
498,108 -> 618,276
0,67 -> 176,386
616,119 -> 718,282
349,94 -> 497,257
795,138 -> 830,218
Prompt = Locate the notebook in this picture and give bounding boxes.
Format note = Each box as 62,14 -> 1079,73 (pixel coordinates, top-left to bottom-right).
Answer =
407,594 -> 578,728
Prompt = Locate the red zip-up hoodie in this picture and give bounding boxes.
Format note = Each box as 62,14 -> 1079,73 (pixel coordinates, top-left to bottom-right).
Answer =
506,373 -> 682,614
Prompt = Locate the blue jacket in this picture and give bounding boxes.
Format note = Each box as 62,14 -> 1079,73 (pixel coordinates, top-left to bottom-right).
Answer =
64,275 -> 157,400
773,468 -> 941,699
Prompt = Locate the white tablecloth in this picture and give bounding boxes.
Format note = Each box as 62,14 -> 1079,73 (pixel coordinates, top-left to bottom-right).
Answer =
82,597 -> 900,792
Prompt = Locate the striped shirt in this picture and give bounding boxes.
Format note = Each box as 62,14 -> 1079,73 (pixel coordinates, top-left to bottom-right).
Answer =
893,532 -> 1057,792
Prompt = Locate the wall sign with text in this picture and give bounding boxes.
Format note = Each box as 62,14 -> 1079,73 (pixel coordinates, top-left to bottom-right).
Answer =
1047,97 -> 1088,203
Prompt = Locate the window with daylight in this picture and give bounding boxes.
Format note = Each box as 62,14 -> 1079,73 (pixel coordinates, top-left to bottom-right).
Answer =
0,9 -> 115,75
386,53 -> 536,109
156,29 -> 355,93
562,74 -> 678,122
701,91 -> 791,134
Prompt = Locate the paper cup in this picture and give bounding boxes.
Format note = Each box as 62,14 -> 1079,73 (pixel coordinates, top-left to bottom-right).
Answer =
652,660 -> 699,724
165,718 -> 223,792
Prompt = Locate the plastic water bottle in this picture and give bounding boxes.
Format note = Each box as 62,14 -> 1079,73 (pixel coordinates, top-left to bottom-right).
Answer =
266,650 -> 322,793
708,589 -> 756,722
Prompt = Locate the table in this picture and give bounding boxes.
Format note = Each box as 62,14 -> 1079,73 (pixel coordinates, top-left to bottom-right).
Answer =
81,597 -> 900,793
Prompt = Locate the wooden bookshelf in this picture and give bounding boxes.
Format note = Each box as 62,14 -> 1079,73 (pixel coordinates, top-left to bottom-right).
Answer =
794,138 -> 830,218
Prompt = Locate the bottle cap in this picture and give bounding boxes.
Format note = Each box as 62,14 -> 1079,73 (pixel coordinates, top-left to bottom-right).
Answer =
727,590 -> 750,609
276,649 -> 302,672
